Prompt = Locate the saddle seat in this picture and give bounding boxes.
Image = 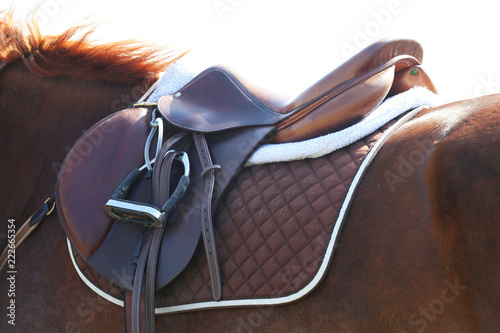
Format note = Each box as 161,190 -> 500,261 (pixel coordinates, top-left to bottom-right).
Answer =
158,39 -> 437,143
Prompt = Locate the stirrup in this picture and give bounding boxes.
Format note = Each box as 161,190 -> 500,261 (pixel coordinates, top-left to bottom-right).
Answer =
104,151 -> 190,228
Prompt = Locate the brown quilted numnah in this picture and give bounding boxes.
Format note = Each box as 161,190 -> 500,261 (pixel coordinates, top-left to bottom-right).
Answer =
74,120 -> 393,308
72,247 -> 124,300
153,125 -> 387,307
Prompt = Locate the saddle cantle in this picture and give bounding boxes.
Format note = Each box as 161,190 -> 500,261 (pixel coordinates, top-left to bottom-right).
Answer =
56,39 -> 437,332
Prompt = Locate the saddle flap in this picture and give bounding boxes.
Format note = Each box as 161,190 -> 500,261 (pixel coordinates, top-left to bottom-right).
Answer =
158,67 -> 284,133
56,105 -> 277,291
56,108 -> 151,259
56,108 -> 201,291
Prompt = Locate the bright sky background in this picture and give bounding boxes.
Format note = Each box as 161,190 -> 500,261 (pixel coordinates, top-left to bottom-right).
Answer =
3,0 -> 500,103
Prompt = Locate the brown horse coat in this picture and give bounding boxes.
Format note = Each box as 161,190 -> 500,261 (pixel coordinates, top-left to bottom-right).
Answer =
1,13 -> 499,332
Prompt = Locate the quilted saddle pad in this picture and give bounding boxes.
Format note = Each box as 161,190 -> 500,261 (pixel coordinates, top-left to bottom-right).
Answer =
68,115 -> 406,313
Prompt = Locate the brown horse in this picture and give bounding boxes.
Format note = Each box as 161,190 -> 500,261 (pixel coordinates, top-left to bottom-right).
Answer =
1,14 -> 499,333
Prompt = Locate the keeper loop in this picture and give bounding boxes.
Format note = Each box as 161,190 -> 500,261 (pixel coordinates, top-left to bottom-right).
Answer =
201,165 -> 222,179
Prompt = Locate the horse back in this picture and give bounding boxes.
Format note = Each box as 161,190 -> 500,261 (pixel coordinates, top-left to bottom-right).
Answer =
333,95 -> 500,331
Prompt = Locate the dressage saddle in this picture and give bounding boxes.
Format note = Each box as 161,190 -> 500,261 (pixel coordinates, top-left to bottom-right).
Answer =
56,39 -> 437,332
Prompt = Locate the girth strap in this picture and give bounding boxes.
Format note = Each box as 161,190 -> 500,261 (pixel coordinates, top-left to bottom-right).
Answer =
0,193 -> 55,271
193,132 -> 222,300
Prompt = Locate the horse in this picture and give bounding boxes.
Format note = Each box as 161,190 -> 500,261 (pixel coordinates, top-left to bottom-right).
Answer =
1,14 -> 499,333
0,12 -> 183,332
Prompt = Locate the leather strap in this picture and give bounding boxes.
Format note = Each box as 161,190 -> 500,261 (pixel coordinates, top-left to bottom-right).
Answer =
144,151 -> 177,332
0,193 -> 55,271
125,291 -> 145,333
193,132 -> 222,300
130,229 -> 152,333
126,131 -> 190,333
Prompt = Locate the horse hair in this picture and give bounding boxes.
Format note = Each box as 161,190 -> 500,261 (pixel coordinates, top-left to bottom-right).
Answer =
0,9 -> 186,84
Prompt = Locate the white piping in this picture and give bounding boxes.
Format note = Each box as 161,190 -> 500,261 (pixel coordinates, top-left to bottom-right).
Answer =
67,238 -> 124,307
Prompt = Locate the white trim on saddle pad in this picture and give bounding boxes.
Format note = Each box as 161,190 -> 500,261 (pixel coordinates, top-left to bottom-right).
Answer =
146,54 -> 442,166
67,106 -> 430,314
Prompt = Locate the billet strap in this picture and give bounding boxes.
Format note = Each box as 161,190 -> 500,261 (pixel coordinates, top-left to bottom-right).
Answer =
0,193 -> 55,271
193,132 -> 222,300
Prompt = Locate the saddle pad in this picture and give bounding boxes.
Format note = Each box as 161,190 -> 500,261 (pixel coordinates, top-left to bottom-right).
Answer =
69,116 -> 396,312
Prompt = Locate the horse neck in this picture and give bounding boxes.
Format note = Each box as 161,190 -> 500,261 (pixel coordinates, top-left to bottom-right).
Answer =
0,63 -> 147,221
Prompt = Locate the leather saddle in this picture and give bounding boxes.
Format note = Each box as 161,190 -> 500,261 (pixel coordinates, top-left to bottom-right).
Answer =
56,39 -> 437,332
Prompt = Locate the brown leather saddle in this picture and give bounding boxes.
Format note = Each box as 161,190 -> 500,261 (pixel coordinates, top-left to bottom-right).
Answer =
56,39 -> 437,332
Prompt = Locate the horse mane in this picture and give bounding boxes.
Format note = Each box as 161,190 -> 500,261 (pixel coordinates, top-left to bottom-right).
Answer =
0,10 -> 185,84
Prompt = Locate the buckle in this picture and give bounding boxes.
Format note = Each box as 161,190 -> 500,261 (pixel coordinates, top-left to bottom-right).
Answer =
104,151 -> 190,228
131,102 -> 158,108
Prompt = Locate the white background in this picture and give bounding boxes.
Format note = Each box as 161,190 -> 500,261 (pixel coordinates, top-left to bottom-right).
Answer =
4,0 -> 500,103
